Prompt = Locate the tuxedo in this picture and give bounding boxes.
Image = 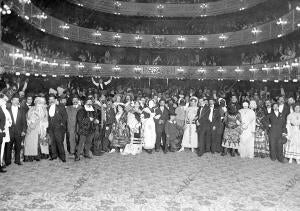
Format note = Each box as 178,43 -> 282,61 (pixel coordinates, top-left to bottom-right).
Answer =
66,105 -> 81,154
196,105 -> 210,156
48,104 -> 68,161
5,105 -> 26,164
267,111 -> 287,162
102,107 -> 116,152
278,103 -> 290,119
206,105 -> 222,153
154,106 -> 169,151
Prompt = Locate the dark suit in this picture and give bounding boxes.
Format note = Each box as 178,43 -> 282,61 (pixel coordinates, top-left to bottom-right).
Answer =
206,106 -> 222,153
279,104 -> 290,119
154,106 -> 169,151
48,104 -> 68,161
267,111 -> 287,162
102,107 -> 116,152
5,106 -> 26,164
196,105 -> 210,156
0,107 -> 6,169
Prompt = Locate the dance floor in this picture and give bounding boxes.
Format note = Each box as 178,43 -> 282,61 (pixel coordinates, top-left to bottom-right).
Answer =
0,151 -> 300,211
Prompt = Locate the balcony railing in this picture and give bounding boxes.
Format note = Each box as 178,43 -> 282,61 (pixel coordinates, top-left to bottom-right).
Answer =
66,0 -> 267,17
11,0 -> 300,49
1,42 -> 300,81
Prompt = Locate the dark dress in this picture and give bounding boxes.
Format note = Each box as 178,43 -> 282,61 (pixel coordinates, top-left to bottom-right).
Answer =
254,108 -> 269,157
222,113 -> 242,149
111,112 -> 130,148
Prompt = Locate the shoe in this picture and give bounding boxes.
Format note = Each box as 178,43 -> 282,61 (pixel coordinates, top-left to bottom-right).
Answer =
235,149 -> 240,156
280,158 -> 288,164
221,148 -> 227,156
163,148 -> 168,154
0,168 -> 6,173
61,159 -> 66,163
197,152 -> 203,157
289,158 -> 293,164
155,149 -> 160,152
14,162 -> 22,165
84,155 -> 92,159
230,150 -> 235,157
178,147 -> 184,152
49,157 -> 57,161
6,163 -> 11,167
109,149 -> 116,153
75,155 -> 80,161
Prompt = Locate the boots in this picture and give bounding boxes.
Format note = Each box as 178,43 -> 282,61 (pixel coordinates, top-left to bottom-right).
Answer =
221,148 -> 227,156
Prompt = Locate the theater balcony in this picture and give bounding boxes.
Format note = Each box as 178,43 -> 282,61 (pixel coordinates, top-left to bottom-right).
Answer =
8,0 -> 300,49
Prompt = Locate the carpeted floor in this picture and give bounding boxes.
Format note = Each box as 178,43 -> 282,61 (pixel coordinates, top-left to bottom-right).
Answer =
0,151 -> 300,211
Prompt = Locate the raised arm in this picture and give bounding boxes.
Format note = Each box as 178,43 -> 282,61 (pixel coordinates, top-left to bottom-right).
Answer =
104,76 -> 113,85
21,78 -> 29,92
91,77 -> 99,87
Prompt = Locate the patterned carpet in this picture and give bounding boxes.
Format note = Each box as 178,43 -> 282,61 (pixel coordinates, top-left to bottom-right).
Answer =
0,151 -> 300,211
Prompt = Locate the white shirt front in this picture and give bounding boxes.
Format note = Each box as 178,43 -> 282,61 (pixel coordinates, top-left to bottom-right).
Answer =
11,105 -> 18,123
267,107 -> 272,114
49,104 -> 56,117
274,110 -> 279,117
209,106 -> 214,122
279,104 -> 284,113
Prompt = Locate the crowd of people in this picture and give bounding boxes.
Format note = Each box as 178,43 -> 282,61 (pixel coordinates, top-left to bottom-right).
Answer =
120,0 -> 219,3
2,14 -> 300,67
33,0 -> 291,35
0,75 -> 300,174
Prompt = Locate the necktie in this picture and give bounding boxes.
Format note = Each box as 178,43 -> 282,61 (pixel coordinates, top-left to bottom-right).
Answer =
209,107 -> 213,122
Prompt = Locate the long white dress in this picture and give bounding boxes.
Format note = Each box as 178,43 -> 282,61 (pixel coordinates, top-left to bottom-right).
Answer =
142,107 -> 156,150
239,108 -> 256,158
285,113 -> 300,160
123,112 -> 143,155
182,106 -> 198,149
0,105 -> 12,166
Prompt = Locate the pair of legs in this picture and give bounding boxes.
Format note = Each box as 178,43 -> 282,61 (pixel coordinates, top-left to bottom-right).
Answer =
269,135 -> 284,162
49,128 -> 66,162
4,134 -> 22,165
155,129 -> 167,152
75,133 -> 95,160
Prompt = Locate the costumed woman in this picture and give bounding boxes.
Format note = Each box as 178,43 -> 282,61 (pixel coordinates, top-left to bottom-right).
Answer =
24,96 -> 49,161
180,96 -> 198,152
142,100 -> 156,153
250,100 -> 269,158
285,103 -> 300,164
239,101 -> 256,158
109,104 -> 130,154
123,101 -> 143,155
0,94 -> 11,167
222,104 -> 242,156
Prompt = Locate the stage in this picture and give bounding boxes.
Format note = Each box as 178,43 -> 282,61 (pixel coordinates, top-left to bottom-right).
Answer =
0,151 -> 299,210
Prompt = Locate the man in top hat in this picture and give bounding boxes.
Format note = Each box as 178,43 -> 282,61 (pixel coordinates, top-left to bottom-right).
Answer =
48,94 -> 68,162
205,98 -> 222,153
66,95 -> 81,157
165,111 -> 183,152
5,93 -> 27,166
154,98 -> 169,153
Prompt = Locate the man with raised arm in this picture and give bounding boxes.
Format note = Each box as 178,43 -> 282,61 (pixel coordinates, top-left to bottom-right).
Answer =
91,77 -> 113,91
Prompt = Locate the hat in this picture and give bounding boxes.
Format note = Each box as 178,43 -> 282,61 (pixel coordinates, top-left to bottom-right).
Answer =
11,93 -> 20,99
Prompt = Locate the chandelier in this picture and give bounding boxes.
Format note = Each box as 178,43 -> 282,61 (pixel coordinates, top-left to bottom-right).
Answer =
0,3 -> 11,15
18,0 -> 31,4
